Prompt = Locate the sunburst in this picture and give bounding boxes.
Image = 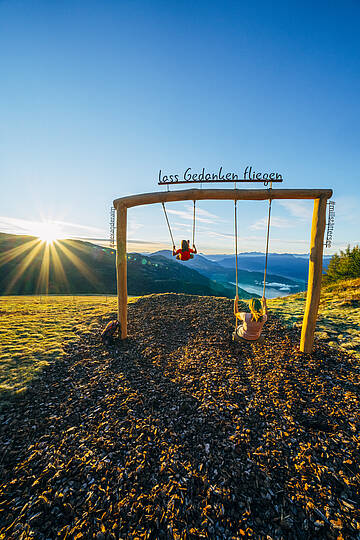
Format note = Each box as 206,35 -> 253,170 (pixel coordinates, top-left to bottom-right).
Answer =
32,221 -> 64,244
1,224 -> 99,294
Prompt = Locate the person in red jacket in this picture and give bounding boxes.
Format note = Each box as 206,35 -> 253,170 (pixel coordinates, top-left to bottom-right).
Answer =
173,239 -> 197,261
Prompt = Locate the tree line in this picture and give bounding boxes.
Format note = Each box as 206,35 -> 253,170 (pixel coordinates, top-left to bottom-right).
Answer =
323,245 -> 360,284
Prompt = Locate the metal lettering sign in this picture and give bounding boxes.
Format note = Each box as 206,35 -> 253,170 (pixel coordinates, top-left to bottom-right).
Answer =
158,166 -> 283,186
325,200 -> 335,247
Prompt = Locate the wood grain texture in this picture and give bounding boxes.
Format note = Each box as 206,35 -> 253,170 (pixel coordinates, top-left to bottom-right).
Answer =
300,196 -> 328,353
114,188 -> 333,209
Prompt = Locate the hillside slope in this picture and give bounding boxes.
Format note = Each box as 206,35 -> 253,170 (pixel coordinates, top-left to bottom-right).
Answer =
268,277 -> 360,358
0,233 -> 252,298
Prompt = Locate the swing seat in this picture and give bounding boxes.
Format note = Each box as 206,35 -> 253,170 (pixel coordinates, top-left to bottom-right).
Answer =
232,331 -> 265,344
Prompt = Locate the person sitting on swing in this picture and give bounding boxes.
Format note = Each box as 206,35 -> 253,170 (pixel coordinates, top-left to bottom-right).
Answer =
233,295 -> 268,343
173,240 -> 197,261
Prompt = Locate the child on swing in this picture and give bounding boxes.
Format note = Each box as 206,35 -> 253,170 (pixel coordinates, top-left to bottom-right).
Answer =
172,240 -> 197,261
233,296 -> 268,343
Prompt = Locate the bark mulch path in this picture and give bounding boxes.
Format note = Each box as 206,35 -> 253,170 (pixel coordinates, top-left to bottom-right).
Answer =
0,294 -> 359,539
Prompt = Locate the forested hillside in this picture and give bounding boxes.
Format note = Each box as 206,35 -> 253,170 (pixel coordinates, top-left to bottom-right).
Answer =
0,233 -> 250,298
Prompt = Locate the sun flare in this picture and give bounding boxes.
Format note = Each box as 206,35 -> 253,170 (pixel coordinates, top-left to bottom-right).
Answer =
32,222 -> 64,244
38,231 -> 57,244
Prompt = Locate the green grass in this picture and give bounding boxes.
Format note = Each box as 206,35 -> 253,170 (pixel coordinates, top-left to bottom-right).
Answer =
0,295 -> 139,403
267,278 -> 360,358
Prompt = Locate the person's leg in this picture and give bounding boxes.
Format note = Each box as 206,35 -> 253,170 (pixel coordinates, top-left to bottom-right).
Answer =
176,254 -> 181,260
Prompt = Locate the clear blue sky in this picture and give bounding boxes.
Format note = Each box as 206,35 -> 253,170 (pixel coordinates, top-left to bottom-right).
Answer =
1,0 -> 359,253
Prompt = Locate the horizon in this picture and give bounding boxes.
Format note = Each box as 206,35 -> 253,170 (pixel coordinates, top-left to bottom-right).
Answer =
1,230 -> 334,258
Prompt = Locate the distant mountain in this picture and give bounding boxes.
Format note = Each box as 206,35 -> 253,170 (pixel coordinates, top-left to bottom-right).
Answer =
0,233 -> 252,298
208,253 -> 331,282
149,250 -> 223,275
149,250 -> 302,292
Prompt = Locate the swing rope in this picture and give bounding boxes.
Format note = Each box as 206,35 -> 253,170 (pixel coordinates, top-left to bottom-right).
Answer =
192,200 -> 196,247
162,202 -> 175,249
234,191 -> 272,330
234,199 -> 239,329
263,187 -> 273,298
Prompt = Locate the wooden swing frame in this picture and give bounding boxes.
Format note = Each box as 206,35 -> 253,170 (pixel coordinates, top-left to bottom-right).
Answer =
113,188 -> 333,353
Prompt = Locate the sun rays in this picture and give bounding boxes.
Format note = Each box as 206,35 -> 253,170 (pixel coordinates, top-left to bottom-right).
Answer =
0,232 -> 100,295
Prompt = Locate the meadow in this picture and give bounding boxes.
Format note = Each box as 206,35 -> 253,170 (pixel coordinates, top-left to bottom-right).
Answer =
1,279 -> 359,404
268,278 -> 360,358
0,295 -> 138,402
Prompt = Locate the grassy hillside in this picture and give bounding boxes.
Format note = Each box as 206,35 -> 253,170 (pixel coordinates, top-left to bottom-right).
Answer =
0,233 -> 250,298
268,278 -> 360,358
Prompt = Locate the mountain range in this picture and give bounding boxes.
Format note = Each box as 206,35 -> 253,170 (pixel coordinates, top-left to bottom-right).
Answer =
0,233 -> 331,298
0,233 -> 246,298
149,249 -> 305,286
147,250 -> 305,296
208,252 -> 332,281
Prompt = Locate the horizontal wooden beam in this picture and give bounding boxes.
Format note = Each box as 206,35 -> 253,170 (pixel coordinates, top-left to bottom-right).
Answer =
114,188 -> 333,209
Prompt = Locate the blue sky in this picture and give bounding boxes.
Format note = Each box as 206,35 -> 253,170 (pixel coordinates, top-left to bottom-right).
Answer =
1,0 -> 359,254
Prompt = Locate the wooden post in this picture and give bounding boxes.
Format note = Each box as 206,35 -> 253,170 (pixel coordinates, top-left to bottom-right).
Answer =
300,196 -> 327,353
116,203 -> 127,339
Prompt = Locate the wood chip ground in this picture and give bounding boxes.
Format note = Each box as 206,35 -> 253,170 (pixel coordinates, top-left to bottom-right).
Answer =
0,294 -> 359,539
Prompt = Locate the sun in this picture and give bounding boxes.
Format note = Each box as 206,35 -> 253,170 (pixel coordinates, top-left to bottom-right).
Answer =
38,231 -> 57,244
32,221 -> 63,244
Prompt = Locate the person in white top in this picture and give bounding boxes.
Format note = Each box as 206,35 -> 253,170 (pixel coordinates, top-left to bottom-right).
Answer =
233,296 -> 268,343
